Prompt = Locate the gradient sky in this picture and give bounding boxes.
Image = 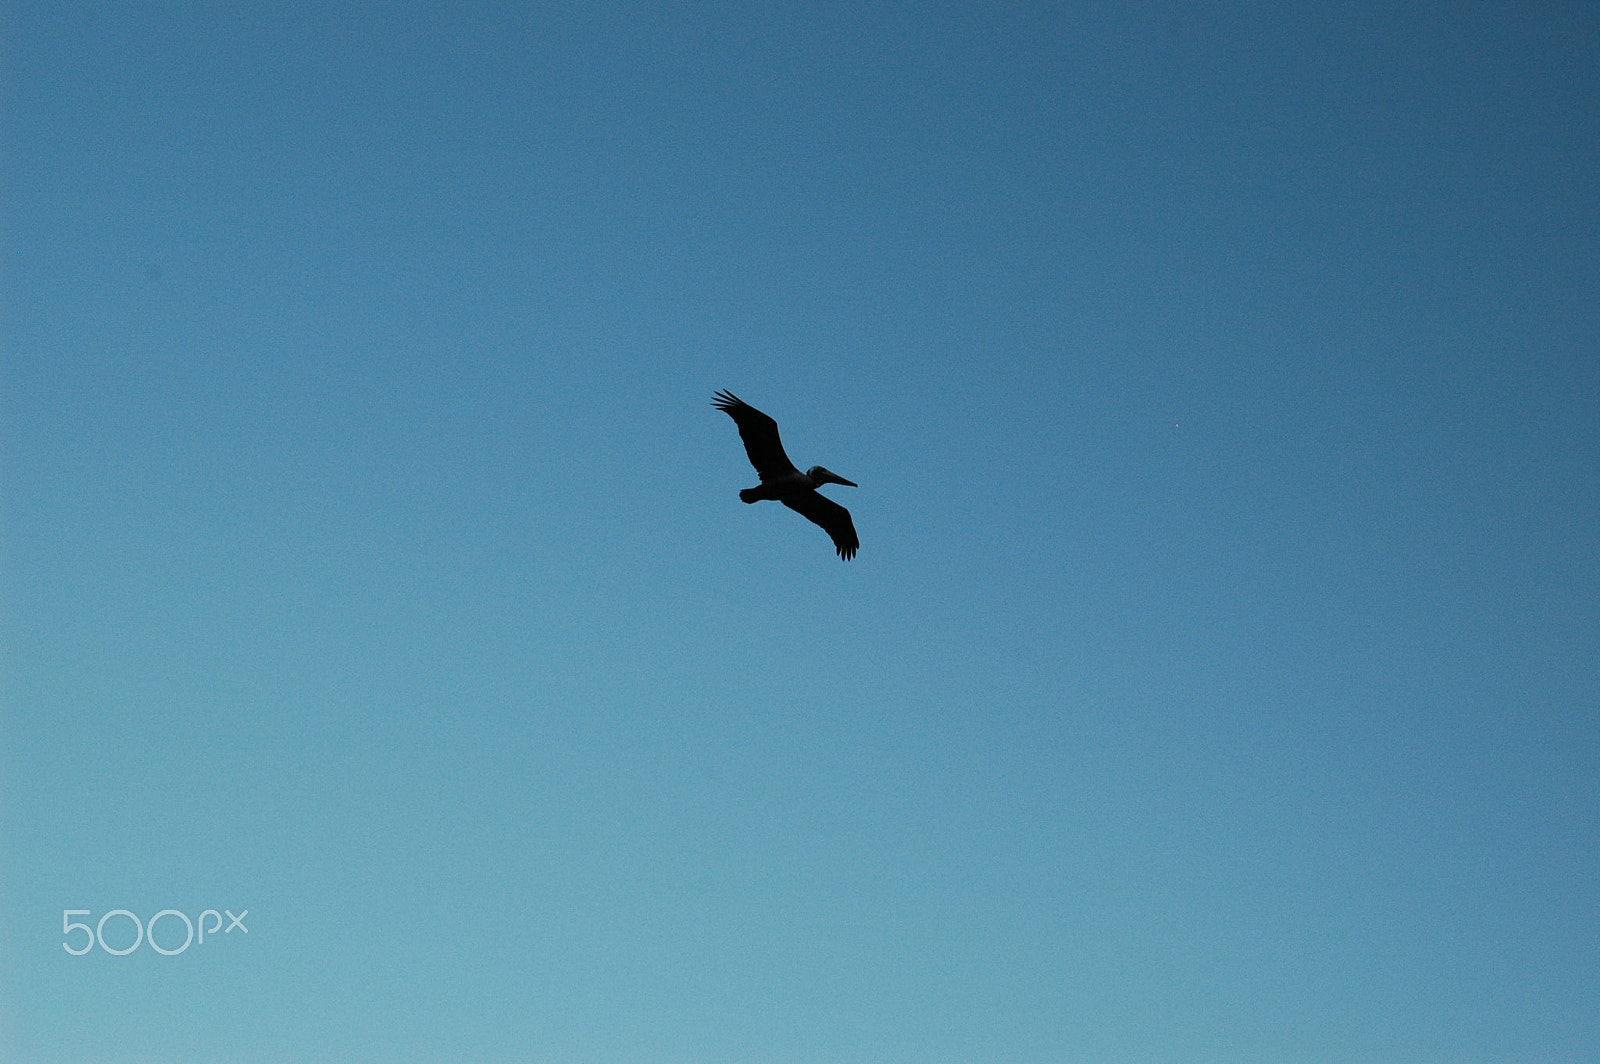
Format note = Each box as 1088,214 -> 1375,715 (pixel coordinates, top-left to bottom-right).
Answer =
4,2 -> 1598,1062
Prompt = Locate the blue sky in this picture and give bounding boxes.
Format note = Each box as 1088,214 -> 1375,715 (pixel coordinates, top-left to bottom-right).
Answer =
3,1 -> 1598,1061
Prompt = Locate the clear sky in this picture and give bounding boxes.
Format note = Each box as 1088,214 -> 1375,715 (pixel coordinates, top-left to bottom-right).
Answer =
3,2 -> 1597,1061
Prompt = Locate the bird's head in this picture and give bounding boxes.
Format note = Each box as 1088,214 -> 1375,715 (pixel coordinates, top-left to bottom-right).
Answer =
808,466 -> 857,488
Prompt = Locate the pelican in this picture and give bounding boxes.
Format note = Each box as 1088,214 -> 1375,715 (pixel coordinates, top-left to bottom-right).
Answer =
712,390 -> 859,560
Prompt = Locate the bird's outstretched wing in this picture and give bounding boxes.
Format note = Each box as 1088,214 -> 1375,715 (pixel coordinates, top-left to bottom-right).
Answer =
783,491 -> 859,560
712,390 -> 799,482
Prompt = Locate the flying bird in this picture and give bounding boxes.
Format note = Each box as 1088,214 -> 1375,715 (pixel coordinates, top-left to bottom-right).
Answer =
712,390 -> 859,560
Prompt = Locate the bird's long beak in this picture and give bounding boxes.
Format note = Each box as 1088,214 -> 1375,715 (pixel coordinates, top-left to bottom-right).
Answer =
820,470 -> 857,487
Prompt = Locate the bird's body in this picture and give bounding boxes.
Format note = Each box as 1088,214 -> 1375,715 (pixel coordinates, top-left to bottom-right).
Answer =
737,468 -> 833,503
712,390 -> 859,560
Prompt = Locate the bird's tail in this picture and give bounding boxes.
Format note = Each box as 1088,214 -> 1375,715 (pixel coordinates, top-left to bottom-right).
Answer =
739,487 -> 763,504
